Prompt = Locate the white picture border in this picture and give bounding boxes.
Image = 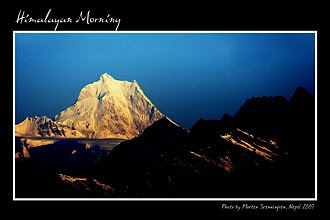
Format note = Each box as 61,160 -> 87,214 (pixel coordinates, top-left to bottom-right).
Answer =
13,31 -> 318,201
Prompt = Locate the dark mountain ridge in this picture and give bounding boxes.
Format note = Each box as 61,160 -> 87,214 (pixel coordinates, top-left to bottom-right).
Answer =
93,86 -> 314,197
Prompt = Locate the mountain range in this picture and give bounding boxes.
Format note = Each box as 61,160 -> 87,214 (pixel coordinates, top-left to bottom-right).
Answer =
15,73 -> 164,139
15,81 -> 315,198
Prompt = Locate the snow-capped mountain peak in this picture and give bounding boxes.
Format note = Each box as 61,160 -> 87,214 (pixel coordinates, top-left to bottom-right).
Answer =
16,73 -> 166,139
99,72 -> 114,82
53,73 -> 164,139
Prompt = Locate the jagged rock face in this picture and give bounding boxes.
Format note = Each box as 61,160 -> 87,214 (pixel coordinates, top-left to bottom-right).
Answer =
16,116 -> 61,137
15,116 -> 84,138
15,116 -> 48,137
54,73 -> 164,139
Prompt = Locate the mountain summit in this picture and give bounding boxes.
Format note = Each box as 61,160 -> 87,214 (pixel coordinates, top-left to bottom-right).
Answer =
55,73 -> 164,139
16,73 -> 164,139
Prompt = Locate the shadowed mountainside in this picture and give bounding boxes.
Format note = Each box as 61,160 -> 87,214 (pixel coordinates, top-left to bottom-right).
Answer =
95,86 -> 314,198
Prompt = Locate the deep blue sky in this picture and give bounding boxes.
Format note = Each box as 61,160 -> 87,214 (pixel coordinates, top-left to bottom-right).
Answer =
15,33 -> 315,129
